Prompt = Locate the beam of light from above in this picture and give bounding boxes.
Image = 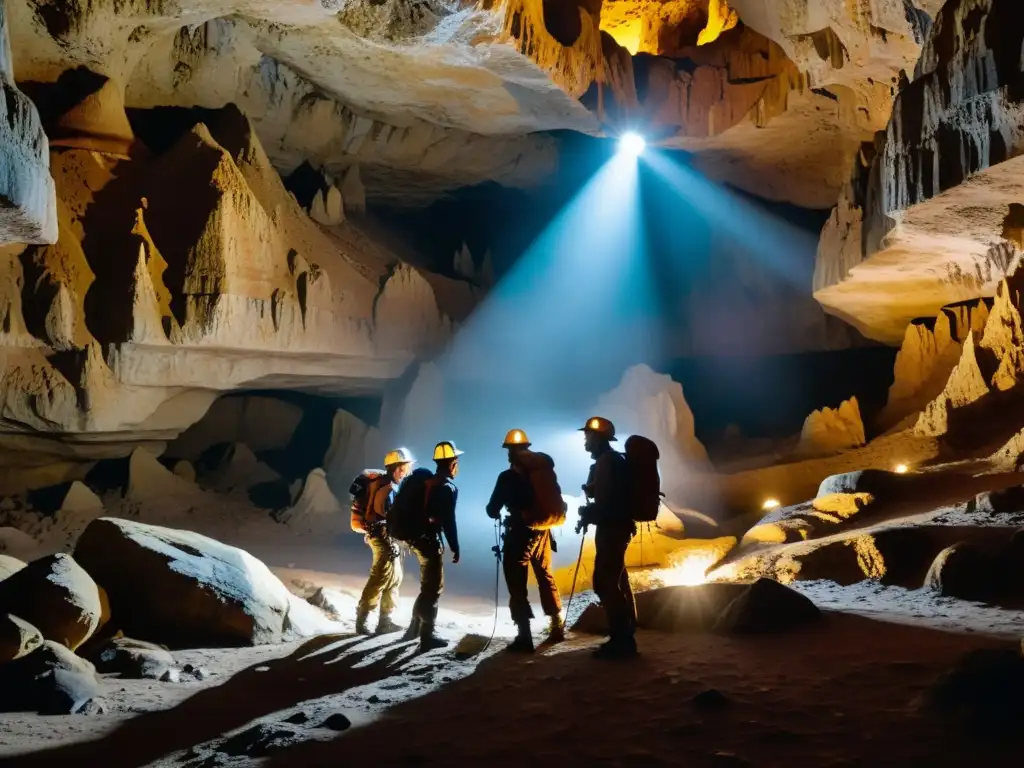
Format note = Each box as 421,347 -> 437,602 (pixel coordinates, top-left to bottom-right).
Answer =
619,132 -> 646,157
642,151 -> 816,290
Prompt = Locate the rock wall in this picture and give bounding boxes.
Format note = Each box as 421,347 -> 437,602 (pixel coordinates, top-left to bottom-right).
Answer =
815,0 -> 1024,342
797,397 -> 866,457
0,96 -> 462,487
0,1 -> 55,244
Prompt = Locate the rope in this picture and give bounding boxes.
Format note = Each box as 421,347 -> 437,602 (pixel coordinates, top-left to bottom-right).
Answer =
479,517 -> 502,654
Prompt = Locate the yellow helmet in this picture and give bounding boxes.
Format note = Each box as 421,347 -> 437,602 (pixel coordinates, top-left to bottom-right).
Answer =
501,429 -> 531,448
579,416 -> 617,441
383,447 -> 415,467
432,441 -> 464,461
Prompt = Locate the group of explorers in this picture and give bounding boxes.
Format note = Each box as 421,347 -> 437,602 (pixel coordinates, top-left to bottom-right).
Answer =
348,416 -> 662,660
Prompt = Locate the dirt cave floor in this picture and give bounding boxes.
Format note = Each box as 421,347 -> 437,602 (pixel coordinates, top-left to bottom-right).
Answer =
2,582 -> 1023,768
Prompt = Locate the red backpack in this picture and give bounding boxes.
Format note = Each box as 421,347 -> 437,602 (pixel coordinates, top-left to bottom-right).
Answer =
516,450 -> 567,530
624,435 -> 663,523
348,469 -> 387,533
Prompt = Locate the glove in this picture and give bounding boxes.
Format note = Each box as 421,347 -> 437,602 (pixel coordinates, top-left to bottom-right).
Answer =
452,551 -> 460,564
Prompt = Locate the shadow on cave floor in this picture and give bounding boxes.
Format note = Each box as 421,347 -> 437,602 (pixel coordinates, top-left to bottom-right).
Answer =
0,632 -> 503,767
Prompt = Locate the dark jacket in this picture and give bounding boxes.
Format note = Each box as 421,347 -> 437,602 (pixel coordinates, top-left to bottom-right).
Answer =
584,446 -> 629,525
486,467 -> 533,525
427,477 -> 460,556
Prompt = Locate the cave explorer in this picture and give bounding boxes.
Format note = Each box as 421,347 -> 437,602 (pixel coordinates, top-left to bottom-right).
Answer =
387,440 -> 463,651
351,447 -> 415,635
485,428 -> 567,653
578,416 -> 639,659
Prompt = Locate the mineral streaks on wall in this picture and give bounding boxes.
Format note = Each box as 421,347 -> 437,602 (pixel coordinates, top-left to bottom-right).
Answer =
815,0 -> 1024,343
0,100 -> 457,459
599,0 -> 739,56
0,1 -> 56,244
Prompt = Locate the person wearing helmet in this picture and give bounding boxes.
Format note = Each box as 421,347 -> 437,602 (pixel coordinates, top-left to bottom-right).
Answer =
579,416 -> 637,659
402,440 -> 463,650
486,429 -> 564,653
355,447 -> 415,635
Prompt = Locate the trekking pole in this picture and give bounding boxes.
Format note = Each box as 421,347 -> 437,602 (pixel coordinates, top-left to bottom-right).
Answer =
480,517 -> 502,654
564,498 -> 592,625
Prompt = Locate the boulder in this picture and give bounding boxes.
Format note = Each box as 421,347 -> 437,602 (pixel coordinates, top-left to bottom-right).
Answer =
74,517 -> 296,647
925,543 -> 1002,602
0,613 -> 43,662
924,647 -> 1024,738
85,636 -> 176,680
0,554 -> 25,581
713,578 -> 821,634
574,583 -> 747,635
0,553 -> 103,650
0,640 -> 104,715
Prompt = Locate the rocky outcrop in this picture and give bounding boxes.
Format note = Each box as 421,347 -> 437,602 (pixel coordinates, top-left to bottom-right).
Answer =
0,639 -> 104,715
815,0 -> 1024,342
166,395 -> 304,461
797,397 -> 866,456
594,364 -> 709,502
85,636 -> 177,680
880,299 -> 991,429
0,100 -> 462,486
0,553 -> 103,650
74,517 -> 308,647
0,2 -> 56,244
712,577 -> 821,633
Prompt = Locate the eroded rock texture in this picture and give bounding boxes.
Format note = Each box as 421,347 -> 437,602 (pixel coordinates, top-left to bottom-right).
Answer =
815,0 -> 1024,342
0,1 -> 55,244
0,96 -> 461,485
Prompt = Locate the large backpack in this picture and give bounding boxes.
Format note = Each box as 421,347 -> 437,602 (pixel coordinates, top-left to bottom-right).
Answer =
623,435 -> 663,523
386,467 -> 438,543
348,469 -> 386,533
516,450 -> 567,530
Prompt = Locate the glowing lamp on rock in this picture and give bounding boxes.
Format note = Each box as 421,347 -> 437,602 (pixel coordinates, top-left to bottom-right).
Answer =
762,498 -> 781,511
618,131 -> 646,157
894,464 -> 909,474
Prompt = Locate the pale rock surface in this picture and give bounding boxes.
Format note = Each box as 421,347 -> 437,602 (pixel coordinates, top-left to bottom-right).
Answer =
323,410 -> 385,500
58,482 -> 104,515
172,461 -> 197,483
0,2 -> 56,244
0,552 -> 103,650
127,448 -> 206,504
0,554 -> 26,581
797,397 -> 866,457
880,299 -> 991,430
0,639 -> 105,715
0,102 -> 459,483
73,517 -> 313,647
594,364 -> 710,502
815,0 -> 1024,342
310,184 -> 345,227
278,469 -> 346,536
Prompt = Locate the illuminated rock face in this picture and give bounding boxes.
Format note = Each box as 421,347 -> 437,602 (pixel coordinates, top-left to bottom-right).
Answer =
0,101 -> 460,486
0,2 -> 55,244
815,0 -> 1024,342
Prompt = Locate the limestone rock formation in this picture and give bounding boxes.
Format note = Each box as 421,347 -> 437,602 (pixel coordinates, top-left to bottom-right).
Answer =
74,517 -> 306,647
880,299 -> 991,429
198,443 -> 280,494
594,364 -> 709,503
167,396 -> 304,461
0,2 -> 56,244
0,553 -> 104,650
0,100 -> 466,487
797,397 -> 866,457
924,542 -> 1000,602
815,0 -> 1024,342
0,554 -> 25,580
712,577 -> 821,634
324,409 -> 385,501
277,469 -> 345,535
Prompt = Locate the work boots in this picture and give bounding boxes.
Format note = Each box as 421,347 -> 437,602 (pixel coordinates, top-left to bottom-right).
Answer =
375,615 -> 403,635
402,616 -> 422,643
547,614 -> 566,643
419,623 -> 449,651
505,621 -> 534,654
355,606 -> 371,636
592,634 -> 638,660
